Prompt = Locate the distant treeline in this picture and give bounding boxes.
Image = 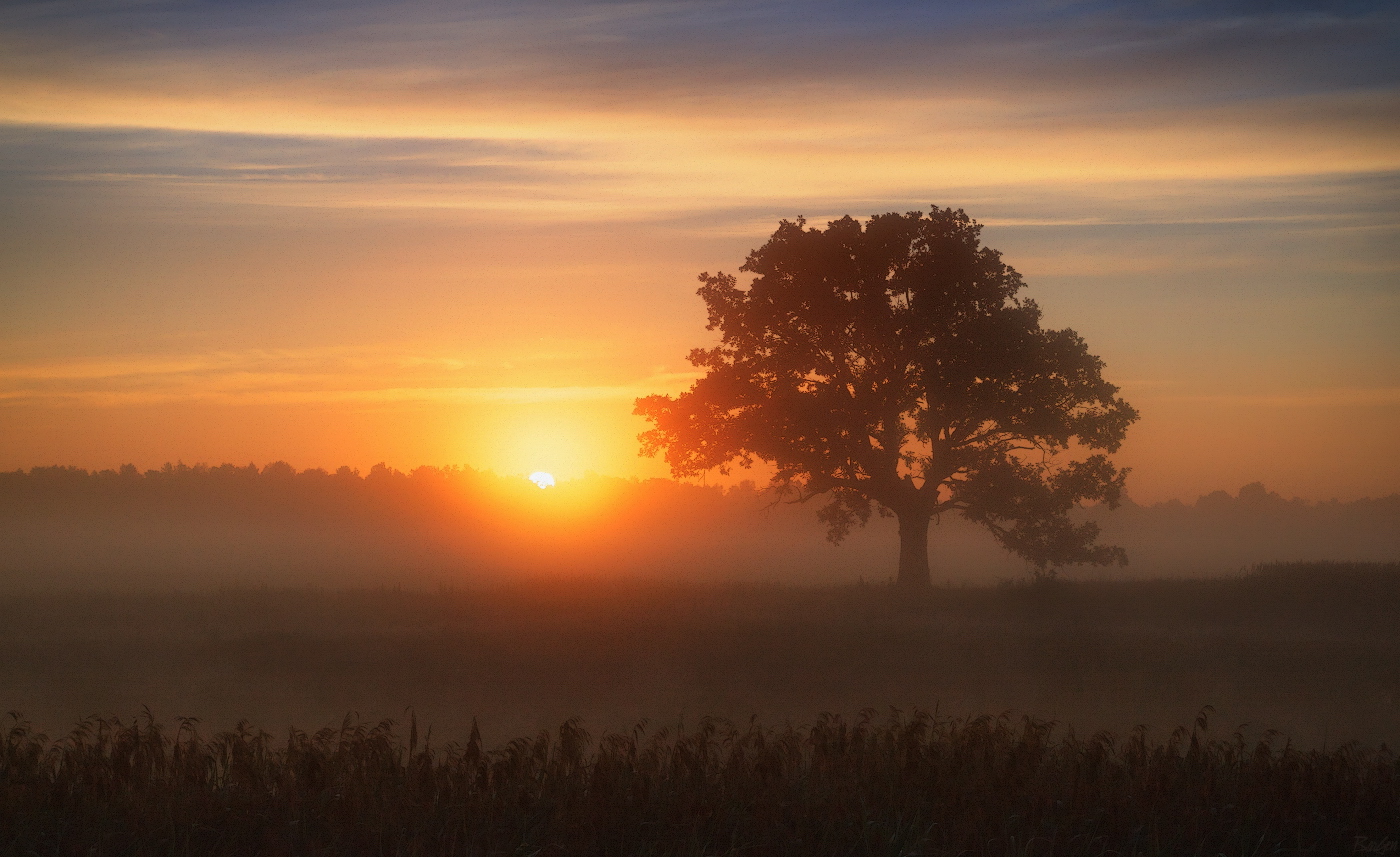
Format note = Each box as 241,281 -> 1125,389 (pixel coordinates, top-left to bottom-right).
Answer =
0,707 -> 1392,856
1,463 -> 1396,589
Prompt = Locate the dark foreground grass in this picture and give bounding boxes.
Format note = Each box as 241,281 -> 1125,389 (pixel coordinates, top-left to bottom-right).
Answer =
2,708 -> 1395,856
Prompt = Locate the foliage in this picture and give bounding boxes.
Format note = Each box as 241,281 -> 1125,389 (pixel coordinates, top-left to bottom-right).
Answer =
636,208 -> 1138,583
1,707 -> 1394,856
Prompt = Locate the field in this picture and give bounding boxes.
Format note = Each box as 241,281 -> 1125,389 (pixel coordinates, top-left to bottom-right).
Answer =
3,562 -> 1399,747
3,704 -> 1394,855
2,562 -> 1397,853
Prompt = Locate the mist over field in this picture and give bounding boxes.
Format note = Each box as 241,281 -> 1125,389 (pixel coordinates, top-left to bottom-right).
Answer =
4,462 -> 1396,767
2,462 -> 1397,591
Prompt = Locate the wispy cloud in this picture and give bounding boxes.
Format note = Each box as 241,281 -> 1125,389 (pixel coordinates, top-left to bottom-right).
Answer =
0,346 -> 700,406
1141,387 -> 1400,408
2,1 -> 1395,178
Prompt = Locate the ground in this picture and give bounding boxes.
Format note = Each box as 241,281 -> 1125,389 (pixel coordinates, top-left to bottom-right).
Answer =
1,566 -> 1395,748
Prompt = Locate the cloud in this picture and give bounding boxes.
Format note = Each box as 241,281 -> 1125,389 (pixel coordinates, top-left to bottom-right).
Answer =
1140,387 -> 1400,408
0,345 -> 701,406
2,1 -> 1395,143
2,0 -> 1395,225
7,1 -> 1395,99
0,124 -> 614,215
0,125 -> 579,183
7,120 -> 1395,240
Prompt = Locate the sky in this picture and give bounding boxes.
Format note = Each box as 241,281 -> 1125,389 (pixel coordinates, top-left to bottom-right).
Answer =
1,0 -> 1397,503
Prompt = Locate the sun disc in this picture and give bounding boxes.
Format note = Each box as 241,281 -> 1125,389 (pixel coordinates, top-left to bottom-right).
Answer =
528,471 -> 556,489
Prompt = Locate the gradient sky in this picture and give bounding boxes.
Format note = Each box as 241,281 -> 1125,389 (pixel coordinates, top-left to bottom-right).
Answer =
1,0 -> 1397,502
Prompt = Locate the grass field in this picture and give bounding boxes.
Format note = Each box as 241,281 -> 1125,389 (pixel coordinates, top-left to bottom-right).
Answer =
2,562 -> 1397,748
2,563 -> 1397,853
3,705 -> 1394,855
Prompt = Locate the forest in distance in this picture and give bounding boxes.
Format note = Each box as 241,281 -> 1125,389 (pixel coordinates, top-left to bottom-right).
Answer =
2,461 -> 1398,591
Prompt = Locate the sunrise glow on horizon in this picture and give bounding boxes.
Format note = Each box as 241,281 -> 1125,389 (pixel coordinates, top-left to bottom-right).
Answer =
1,1 -> 1397,503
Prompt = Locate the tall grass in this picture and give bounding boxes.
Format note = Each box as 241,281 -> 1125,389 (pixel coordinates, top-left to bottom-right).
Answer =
2,707 -> 1394,855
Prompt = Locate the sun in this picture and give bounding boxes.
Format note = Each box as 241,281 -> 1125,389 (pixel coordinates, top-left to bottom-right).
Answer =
528,471 -> 556,489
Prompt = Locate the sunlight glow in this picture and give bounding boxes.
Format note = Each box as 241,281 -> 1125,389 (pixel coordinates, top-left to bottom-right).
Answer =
529,471 -> 556,489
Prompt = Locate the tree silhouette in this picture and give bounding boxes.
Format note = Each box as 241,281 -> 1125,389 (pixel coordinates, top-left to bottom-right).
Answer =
635,208 -> 1139,587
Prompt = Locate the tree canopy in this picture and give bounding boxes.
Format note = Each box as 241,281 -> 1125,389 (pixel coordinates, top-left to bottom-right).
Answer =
635,207 -> 1139,586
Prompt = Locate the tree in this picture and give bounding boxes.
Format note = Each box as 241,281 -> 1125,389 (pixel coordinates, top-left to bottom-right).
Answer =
634,207 -> 1139,587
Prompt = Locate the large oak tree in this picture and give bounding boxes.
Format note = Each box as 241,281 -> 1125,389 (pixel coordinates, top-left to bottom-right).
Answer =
635,208 -> 1138,587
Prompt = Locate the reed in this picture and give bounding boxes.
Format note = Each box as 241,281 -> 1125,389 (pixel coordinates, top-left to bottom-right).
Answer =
2,706 -> 1394,855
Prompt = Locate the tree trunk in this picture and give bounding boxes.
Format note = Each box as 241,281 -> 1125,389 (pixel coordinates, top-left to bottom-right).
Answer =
896,512 -> 932,588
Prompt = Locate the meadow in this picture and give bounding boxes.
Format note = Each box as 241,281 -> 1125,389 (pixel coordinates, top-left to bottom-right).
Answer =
3,563 -> 1398,750
3,702 -> 1393,856
2,563 -> 1398,852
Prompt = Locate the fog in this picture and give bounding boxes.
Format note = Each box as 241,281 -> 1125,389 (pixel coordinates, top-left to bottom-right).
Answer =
2,463 -> 1397,591
1,461 -> 1398,752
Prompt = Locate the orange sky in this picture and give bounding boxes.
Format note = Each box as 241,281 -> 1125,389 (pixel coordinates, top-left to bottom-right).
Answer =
1,0 -> 1397,502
